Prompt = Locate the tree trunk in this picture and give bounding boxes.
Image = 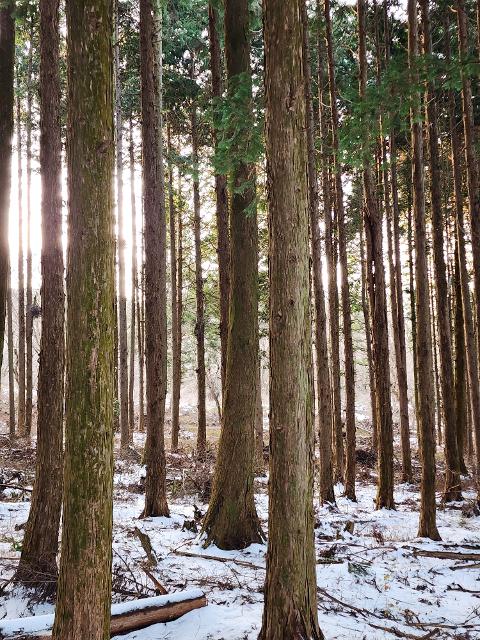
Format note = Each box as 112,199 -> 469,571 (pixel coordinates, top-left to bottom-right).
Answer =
115,0 -> 129,448
17,83 -> 26,438
167,124 -> 179,451
260,1 -> 323,637
208,1 -> 230,397
408,0 -> 440,540
25,14 -> 34,437
128,118 -> 137,436
325,0 -> 356,500
191,93 -> 207,458
317,3 -> 343,485
140,0 -> 169,517
0,1 -> 14,375
137,231 -> 145,434
454,224 -> 468,474
173,168 -> 183,445
202,0 -> 262,549
420,0 -> 461,501
456,0 -> 480,485
357,0 -> 394,510
16,0 -> 64,593
7,262 -> 15,439
52,0 -> 115,634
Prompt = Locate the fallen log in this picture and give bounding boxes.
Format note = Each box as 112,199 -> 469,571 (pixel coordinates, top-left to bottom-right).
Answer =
0,589 -> 206,639
407,547 -> 480,562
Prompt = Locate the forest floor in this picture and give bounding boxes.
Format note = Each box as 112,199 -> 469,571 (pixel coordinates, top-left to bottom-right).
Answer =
1,414 -> 480,639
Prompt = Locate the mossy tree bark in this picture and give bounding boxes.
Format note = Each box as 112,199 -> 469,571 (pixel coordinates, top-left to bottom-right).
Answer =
407,0 -> 440,541
260,1 -> 323,637
202,0 -> 263,549
52,0 -> 116,635
421,0 -> 461,502
357,0 -> 394,510
16,0 -> 64,594
0,0 -> 14,375
140,0 -> 169,517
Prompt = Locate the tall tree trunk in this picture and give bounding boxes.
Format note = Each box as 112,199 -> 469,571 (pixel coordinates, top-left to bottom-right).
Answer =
17,83 -> 26,438
429,255 -> 442,446
306,0 -> 334,506
137,223 -> 145,434
317,3 -> 343,484
454,225 -> 468,474
52,0 -> 115,634
191,91 -> 207,458
173,169 -> 183,444
202,0 -> 262,549
16,0 -> 64,592
357,0 -> 394,510
325,0 -> 356,500
140,0 -> 169,517
456,0 -> 480,484
7,262 -> 15,439
167,123 -> 179,451
115,0 -> 129,448
128,118 -> 137,436
408,0 -> 440,540
260,1 -> 322,637
208,1 -> 230,397
421,0 -> 461,501
25,14 -> 33,437
0,1 -> 15,375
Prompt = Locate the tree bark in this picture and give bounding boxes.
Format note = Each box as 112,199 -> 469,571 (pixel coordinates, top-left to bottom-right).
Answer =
0,1 -> 14,375
173,169 -> 183,445
7,262 -> 15,439
140,0 -> 169,517
325,0 -> 356,500
128,117 -> 137,436
202,0 -> 262,549
408,0 -> 440,540
115,0 -> 129,448
52,0 -> 115,634
260,1 -> 323,637
15,0 -> 64,594
208,1 -> 230,398
17,82 -> 26,438
357,0 -> 394,510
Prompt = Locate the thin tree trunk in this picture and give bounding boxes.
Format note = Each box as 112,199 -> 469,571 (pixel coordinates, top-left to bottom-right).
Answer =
173,169 -> 183,444
202,0 -> 262,549
358,0 -> 394,510
17,82 -> 26,438
454,224 -> 468,474
429,255 -> 442,447
16,0 -> 64,592
115,0 -> 129,448
128,117 -> 137,437
0,1 -> 15,375
208,1 -> 230,397
421,0 -> 461,501
25,14 -> 34,437
325,0 -> 356,500
140,0 -> 169,517
260,2 -> 323,636
52,0 -> 115,634
408,0 -> 440,540
7,262 -> 15,439
190,95 -> 207,458
137,222 -> 145,434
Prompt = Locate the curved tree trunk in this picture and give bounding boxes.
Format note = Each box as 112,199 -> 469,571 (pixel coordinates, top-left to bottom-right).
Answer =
52,0 -> 115,634
260,1 -> 323,637
202,0 -> 262,549
16,0 -> 64,593
140,0 -> 169,517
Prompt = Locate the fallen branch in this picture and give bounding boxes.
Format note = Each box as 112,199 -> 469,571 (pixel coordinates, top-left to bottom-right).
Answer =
407,547 -> 480,562
0,589 -> 206,639
173,549 -> 264,570
0,484 -> 32,493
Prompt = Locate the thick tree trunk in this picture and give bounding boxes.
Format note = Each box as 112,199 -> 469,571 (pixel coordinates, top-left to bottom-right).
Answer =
140,0 -> 169,517
15,0 -> 64,594
52,0 -> 115,635
115,1 -> 129,448
202,0 -> 262,549
421,0 -> 461,501
208,1 -> 230,397
0,1 -> 14,375
325,0 -> 356,500
260,1 -> 323,637
128,118 -> 137,436
17,85 -> 26,438
358,0 -> 394,510
408,0 -> 440,540
456,0 -> 480,484
25,16 -> 33,437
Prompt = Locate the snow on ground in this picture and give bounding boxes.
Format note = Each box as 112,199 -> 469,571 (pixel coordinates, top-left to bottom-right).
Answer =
1,449 -> 480,639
